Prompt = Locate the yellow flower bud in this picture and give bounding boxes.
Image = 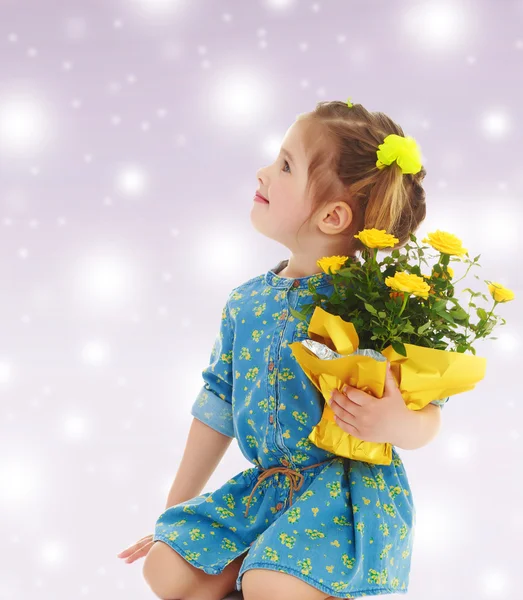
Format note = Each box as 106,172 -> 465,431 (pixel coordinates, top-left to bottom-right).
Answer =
487,282 -> 515,303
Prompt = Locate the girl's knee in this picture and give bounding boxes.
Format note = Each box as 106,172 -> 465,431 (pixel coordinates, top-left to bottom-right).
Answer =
142,541 -> 189,599
242,568 -> 329,600
143,540 -> 246,600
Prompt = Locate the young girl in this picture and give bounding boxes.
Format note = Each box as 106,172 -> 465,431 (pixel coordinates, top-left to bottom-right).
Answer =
117,101 -> 447,600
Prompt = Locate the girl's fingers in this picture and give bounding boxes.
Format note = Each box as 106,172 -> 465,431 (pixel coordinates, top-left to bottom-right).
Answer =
331,399 -> 357,421
332,390 -> 350,408
117,535 -> 153,558
124,540 -> 155,563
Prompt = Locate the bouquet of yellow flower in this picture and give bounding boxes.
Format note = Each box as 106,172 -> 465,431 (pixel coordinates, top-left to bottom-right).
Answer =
289,228 -> 515,465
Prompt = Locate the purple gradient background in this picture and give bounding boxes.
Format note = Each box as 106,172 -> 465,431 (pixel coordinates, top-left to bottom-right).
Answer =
0,1 -> 521,599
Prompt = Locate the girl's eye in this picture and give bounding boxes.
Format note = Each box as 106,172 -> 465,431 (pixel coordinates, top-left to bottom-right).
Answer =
282,160 -> 291,173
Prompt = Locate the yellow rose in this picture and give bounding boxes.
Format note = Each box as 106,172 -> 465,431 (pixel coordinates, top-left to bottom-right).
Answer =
385,271 -> 431,300
487,282 -> 515,303
353,228 -> 399,249
433,266 -> 454,279
317,255 -> 349,274
422,231 -> 468,256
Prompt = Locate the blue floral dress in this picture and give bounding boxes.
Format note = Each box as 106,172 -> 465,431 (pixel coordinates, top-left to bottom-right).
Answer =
153,259 -> 448,598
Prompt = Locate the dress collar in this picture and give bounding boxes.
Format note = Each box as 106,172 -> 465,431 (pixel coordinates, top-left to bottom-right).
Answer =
265,259 -> 333,290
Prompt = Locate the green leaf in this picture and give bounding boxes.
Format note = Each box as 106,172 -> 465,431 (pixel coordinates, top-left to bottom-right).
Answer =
477,308 -> 488,321
433,300 -> 448,313
391,340 -> 407,357
364,303 -> 378,315
417,322 -> 431,335
449,307 -> 468,320
372,326 -> 388,336
438,311 -> 456,325
289,307 -> 307,322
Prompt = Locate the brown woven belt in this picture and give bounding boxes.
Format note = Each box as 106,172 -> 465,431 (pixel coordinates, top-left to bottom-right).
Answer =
244,458 -> 334,518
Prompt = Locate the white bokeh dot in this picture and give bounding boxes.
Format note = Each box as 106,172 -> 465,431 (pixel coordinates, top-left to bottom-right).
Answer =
481,110 -> 510,139
73,252 -> 138,309
81,340 -> 110,365
414,501 -> 461,556
196,227 -> 248,279
64,415 -> 91,441
205,69 -> 272,130
444,433 -> 476,460
402,1 -> 473,52
0,89 -> 55,158
0,361 -> 12,384
265,0 -> 297,10
478,568 -> 511,596
492,332 -> 519,353
116,165 -> 148,196
40,540 -> 66,566
126,0 -> 185,19
0,459 -> 41,507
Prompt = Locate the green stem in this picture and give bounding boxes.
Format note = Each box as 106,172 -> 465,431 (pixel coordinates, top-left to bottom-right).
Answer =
373,248 -> 383,283
471,300 -> 498,341
397,292 -> 409,318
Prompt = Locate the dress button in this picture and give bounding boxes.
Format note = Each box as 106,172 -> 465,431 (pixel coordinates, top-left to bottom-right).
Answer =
276,502 -> 283,511
293,280 -> 300,288
268,361 -> 274,371
269,415 -> 274,424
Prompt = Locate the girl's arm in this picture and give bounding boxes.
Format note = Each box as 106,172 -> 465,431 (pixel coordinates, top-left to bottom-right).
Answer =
165,417 -> 233,509
391,403 -> 442,450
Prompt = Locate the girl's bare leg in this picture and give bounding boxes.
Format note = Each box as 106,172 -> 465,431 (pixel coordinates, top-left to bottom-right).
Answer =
143,540 -> 246,600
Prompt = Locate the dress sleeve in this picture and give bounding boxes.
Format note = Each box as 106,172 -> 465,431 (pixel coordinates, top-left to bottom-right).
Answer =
191,299 -> 235,438
430,397 -> 449,409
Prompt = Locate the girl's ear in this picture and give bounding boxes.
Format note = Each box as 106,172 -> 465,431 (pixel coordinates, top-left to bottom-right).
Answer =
319,201 -> 353,234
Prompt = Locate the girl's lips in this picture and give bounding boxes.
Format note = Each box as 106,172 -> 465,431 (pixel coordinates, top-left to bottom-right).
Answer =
254,192 -> 269,204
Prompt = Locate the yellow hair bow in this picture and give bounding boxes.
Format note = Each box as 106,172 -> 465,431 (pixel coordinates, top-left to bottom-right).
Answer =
376,134 -> 422,175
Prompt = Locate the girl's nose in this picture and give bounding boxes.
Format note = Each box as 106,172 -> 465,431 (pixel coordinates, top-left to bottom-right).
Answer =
256,165 -> 269,184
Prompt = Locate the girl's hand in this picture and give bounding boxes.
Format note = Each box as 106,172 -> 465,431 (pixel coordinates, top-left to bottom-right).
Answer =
117,534 -> 155,564
329,362 -> 409,444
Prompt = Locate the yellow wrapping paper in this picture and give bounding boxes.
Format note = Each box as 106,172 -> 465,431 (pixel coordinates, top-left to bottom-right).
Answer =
289,306 -> 487,465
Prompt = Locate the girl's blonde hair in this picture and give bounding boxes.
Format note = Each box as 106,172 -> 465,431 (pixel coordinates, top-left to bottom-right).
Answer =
297,101 -> 427,254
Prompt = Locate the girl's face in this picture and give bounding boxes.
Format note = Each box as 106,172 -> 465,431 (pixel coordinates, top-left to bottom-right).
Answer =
251,119 -> 315,248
